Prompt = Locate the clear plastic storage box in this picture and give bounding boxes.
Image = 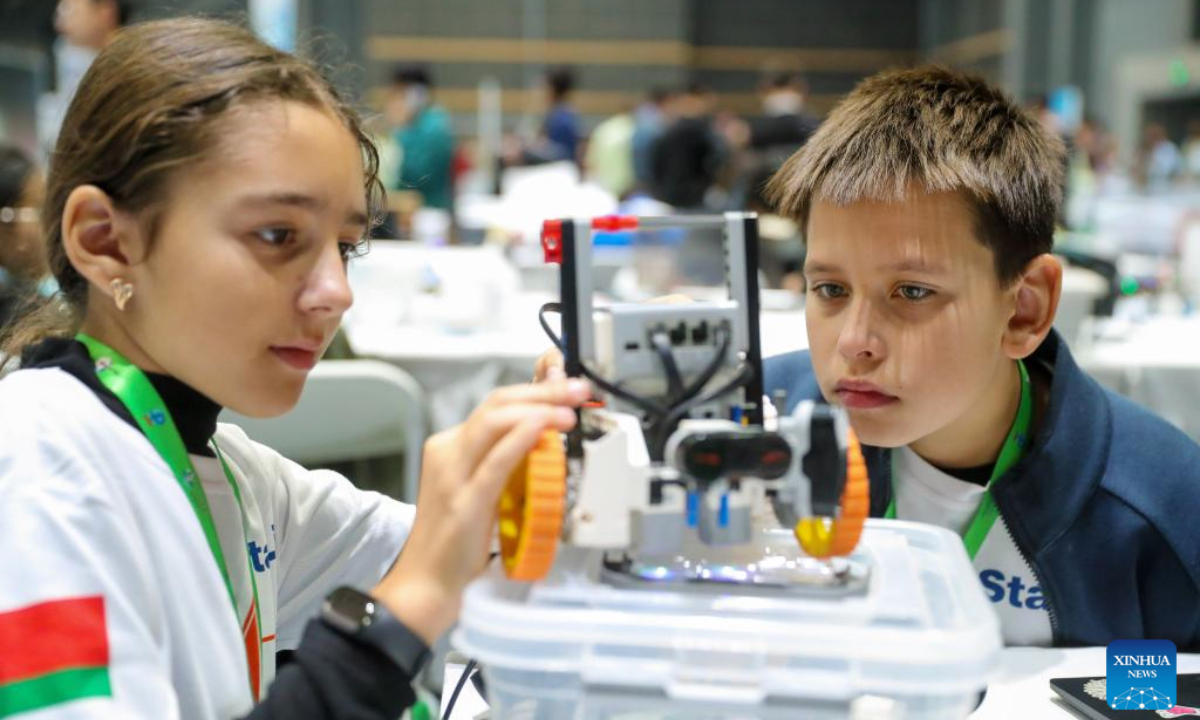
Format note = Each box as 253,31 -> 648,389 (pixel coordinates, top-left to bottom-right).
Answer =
455,520 -> 1002,720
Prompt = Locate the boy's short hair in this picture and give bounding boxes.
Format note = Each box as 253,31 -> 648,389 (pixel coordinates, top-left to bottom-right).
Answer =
767,66 -> 1066,285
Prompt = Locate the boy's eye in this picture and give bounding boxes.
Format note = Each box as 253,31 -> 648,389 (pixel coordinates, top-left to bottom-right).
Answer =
811,282 -> 847,300
255,227 -> 297,247
896,285 -> 934,301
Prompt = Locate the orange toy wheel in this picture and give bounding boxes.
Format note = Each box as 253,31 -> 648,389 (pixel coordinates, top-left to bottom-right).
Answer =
794,428 -> 869,559
498,429 -> 567,581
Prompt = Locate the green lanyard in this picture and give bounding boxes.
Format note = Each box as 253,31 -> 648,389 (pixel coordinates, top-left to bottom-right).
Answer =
884,359 -> 1033,560
77,334 -> 262,699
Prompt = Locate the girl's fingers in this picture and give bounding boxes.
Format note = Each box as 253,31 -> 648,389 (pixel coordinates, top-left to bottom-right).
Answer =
456,379 -> 586,470
484,377 -> 589,409
534,349 -> 566,382
466,416 -> 557,505
457,402 -> 576,472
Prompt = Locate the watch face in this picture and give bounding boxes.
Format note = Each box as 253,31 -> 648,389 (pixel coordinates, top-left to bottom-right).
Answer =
323,586 -> 376,633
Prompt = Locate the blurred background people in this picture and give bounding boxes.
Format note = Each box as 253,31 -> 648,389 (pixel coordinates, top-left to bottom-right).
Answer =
504,67 -> 581,169
1185,120 -> 1200,183
386,65 -> 455,211
1136,122 -> 1183,190
649,83 -> 725,210
720,72 -> 821,213
631,87 -> 673,194
541,67 -> 581,166
0,145 -> 49,331
55,0 -> 126,51
746,72 -> 820,161
585,101 -> 635,199
39,0 -> 129,154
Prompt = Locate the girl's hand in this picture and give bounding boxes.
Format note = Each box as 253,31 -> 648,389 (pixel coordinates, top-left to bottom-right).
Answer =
533,348 -> 566,383
372,378 -> 589,643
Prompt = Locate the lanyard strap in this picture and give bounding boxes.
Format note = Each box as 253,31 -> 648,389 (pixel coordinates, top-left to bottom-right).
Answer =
77,334 -> 261,698
213,439 -> 264,700
884,359 -> 1033,560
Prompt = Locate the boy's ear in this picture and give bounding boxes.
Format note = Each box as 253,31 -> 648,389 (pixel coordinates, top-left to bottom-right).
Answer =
1002,253 -> 1062,360
60,185 -> 143,300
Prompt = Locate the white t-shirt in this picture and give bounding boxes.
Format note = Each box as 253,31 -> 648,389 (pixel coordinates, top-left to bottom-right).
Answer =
892,446 -> 1052,647
0,367 -> 416,719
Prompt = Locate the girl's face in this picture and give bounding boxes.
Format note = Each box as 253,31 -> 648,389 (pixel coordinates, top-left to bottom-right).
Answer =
121,101 -> 366,417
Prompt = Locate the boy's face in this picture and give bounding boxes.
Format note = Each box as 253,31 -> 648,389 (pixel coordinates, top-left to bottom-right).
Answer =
803,189 -> 1018,449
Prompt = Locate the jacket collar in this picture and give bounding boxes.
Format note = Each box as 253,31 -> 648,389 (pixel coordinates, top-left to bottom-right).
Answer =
988,330 -> 1112,552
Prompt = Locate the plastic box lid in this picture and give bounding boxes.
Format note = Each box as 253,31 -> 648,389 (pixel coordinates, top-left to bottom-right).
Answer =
455,520 -> 1002,706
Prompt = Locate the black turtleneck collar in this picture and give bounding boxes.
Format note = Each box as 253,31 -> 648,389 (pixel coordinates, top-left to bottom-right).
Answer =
22,337 -> 222,457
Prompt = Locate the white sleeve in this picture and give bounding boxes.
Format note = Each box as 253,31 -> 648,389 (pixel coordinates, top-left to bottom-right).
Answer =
274,469 -> 416,650
0,436 -> 178,719
213,426 -> 416,651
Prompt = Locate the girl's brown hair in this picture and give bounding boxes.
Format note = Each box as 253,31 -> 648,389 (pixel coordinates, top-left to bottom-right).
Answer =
1,17 -> 383,358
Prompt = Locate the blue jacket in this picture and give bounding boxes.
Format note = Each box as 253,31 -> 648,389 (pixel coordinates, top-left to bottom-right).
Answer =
765,331 -> 1200,650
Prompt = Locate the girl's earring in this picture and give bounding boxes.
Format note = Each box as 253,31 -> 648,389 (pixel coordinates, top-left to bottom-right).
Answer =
110,278 -> 134,311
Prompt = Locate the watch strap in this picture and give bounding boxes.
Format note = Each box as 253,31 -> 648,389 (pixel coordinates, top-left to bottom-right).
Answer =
320,586 -> 432,678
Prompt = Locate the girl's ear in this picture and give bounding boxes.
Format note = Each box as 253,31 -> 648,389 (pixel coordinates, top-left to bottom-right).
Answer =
60,185 -> 143,301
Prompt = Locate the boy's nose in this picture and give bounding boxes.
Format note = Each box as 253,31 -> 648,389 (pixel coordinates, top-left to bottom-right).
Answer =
298,244 -> 354,317
836,299 -> 883,362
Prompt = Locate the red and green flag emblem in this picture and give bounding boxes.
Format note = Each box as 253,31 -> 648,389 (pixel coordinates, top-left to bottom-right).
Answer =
0,596 -> 112,717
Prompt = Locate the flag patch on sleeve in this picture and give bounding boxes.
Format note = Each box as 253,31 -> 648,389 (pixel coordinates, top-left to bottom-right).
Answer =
0,596 -> 112,717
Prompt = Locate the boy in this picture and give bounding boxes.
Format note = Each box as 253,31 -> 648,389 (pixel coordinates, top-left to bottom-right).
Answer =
764,66 -> 1199,649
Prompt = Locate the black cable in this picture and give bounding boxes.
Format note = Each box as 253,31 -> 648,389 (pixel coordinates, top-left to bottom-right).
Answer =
442,658 -> 477,720
649,330 -> 684,401
672,324 -> 731,407
538,303 -> 667,418
537,302 -> 565,351
581,360 -> 668,418
651,363 -> 757,460
538,303 -> 748,459
644,326 -> 732,459
669,363 -> 755,428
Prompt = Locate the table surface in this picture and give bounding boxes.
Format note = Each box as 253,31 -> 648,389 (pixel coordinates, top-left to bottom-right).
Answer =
1076,314 -> 1200,369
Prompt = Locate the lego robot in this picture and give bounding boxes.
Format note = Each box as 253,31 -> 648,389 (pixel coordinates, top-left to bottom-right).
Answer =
498,213 -> 869,585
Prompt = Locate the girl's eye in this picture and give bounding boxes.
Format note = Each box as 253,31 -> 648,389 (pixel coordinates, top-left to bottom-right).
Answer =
339,239 -> 369,262
255,228 -> 297,246
896,285 -> 934,301
811,282 -> 847,300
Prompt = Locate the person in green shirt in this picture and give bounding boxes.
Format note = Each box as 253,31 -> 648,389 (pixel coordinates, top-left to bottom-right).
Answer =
387,66 -> 455,211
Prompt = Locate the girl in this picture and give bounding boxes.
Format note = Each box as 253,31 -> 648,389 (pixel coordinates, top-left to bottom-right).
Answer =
0,146 -> 49,331
0,17 -> 587,720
